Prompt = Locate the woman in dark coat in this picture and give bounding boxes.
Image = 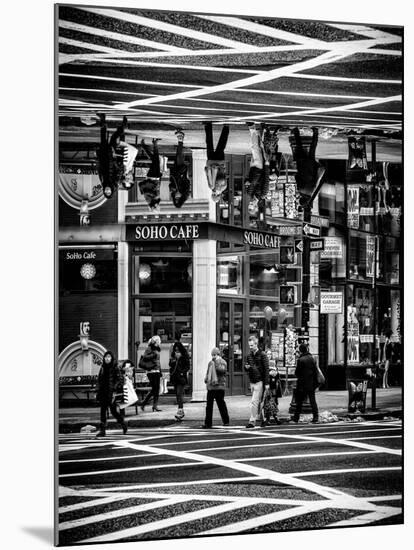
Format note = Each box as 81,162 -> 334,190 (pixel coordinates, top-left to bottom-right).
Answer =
169,341 -> 190,420
139,335 -> 163,411
96,351 -> 127,437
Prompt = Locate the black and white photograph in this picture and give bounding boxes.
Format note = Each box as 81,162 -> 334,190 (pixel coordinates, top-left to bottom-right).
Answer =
53,1 -> 405,547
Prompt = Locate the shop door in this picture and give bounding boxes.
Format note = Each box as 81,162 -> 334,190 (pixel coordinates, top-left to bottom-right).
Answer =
217,299 -> 246,395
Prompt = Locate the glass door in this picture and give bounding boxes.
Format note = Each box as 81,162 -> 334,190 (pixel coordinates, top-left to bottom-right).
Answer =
217,299 -> 246,395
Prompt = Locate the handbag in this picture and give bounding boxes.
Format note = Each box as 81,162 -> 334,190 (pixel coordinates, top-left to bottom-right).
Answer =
159,376 -> 168,395
275,379 -> 283,398
316,364 -> 325,386
119,377 -> 138,409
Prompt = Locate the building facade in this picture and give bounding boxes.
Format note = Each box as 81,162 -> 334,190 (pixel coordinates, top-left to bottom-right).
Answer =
58,138 -> 402,401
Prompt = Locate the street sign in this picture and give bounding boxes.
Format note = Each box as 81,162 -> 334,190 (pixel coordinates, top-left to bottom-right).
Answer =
303,223 -> 321,237
309,238 -> 325,251
277,225 -> 302,236
294,239 -> 303,253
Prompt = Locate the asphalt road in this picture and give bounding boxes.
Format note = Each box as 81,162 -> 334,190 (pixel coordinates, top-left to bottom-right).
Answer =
57,419 -> 402,545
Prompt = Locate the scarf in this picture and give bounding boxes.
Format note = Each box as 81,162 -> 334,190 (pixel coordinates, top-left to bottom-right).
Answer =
206,360 -> 219,386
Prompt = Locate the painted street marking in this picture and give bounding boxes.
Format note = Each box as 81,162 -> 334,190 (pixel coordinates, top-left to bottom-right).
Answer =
327,506 -> 402,527
59,20 -> 187,53
80,501 -> 255,542
112,440 -> 379,503
79,7 -> 261,51
59,461 -> 202,478
78,476 -> 266,492
60,453 -> 155,464
199,501 -> 328,535
326,24 -> 401,42
237,450 -> 380,462
59,37 -> 129,55
59,494 -> 144,514
291,73 -> 401,84
59,497 -> 182,531
292,466 -> 401,478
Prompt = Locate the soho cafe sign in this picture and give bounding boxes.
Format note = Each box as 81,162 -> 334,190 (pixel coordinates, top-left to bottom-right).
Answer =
243,230 -> 280,249
131,223 -> 202,241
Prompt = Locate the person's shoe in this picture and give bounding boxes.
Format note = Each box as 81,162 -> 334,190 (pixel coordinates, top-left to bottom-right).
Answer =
260,420 -> 269,428
121,422 -> 128,435
245,423 -> 255,429
311,418 -> 319,424
275,418 -> 282,425
152,407 -> 162,412
96,430 -> 106,438
200,424 -> 212,429
222,422 -> 230,426
140,404 -> 146,412
246,121 -> 255,127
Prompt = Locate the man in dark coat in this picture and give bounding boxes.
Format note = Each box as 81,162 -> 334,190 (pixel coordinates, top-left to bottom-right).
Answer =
293,343 -> 319,423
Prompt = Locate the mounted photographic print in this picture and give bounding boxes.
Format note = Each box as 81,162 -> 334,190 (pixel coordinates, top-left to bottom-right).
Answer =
56,3 -> 403,547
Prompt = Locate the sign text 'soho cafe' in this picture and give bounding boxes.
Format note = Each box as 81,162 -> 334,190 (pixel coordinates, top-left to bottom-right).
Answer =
243,231 -> 280,248
134,224 -> 200,241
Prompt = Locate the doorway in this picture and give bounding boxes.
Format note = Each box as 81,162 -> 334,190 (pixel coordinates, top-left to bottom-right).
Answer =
217,299 -> 247,395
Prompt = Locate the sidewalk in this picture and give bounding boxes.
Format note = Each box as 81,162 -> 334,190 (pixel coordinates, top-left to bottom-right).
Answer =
58,387 -> 402,433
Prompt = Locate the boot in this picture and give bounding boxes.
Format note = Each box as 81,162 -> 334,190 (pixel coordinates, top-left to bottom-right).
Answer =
121,420 -> 128,434
175,408 -> 184,421
96,423 -> 106,437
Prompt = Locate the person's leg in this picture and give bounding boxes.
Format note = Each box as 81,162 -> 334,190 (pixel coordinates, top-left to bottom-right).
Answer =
292,127 -> 305,159
109,402 -> 127,432
176,384 -> 184,409
215,125 -> 230,158
152,372 -> 161,409
204,122 -> 214,159
204,390 -> 214,427
308,390 -> 319,421
99,404 -> 108,429
141,373 -> 155,407
175,141 -> 185,169
293,389 -> 304,421
309,127 -> 318,160
249,381 -> 263,424
249,127 -> 264,169
215,390 -> 230,425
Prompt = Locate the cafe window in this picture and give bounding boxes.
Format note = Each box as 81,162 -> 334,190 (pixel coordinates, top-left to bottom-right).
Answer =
217,256 -> 243,295
59,259 -> 117,293
134,256 -> 192,294
136,298 -> 192,344
249,252 -> 279,297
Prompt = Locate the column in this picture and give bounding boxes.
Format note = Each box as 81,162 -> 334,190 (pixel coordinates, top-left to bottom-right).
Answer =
191,148 -> 216,221
117,241 -> 129,359
191,239 -> 217,401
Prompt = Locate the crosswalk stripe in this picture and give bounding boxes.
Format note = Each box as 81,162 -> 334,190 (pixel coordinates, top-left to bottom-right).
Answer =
292,466 -> 401,478
327,506 -> 402,527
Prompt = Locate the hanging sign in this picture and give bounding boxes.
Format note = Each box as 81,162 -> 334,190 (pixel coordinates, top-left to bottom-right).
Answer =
320,292 -> 343,314
366,235 -> 376,278
347,186 -> 360,229
320,237 -> 343,259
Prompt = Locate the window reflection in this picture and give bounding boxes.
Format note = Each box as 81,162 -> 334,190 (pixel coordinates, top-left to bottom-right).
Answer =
217,256 -> 243,294
135,256 -> 192,294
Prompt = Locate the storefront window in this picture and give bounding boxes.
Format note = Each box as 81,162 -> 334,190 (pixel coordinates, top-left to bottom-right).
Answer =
348,231 -> 378,281
249,252 -> 279,296
319,181 -> 345,226
217,256 -> 243,294
346,285 -> 375,366
134,256 -> 192,294
383,237 -> 400,285
60,259 -> 117,293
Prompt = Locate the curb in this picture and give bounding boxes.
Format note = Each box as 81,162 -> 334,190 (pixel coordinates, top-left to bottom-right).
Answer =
59,409 -> 402,434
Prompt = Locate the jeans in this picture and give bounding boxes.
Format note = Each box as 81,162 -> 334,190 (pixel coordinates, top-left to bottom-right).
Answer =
293,389 -> 319,421
100,401 -> 125,427
205,122 -> 229,160
249,127 -> 264,169
204,389 -> 229,427
249,381 -> 264,424
141,140 -> 161,178
142,372 -> 161,407
175,383 -> 185,409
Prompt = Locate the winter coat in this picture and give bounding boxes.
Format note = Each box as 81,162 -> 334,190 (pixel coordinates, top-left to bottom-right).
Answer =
245,349 -> 269,385
169,168 -> 190,208
205,356 -> 227,391
139,178 -> 161,209
139,344 -> 161,373
169,354 -> 190,386
269,371 -> 281,398
295,352 -> 318,392
246,164 -> 270,200
96,357 -> 123,404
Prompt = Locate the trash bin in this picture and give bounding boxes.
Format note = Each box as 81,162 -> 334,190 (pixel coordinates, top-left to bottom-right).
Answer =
347,379 -> 368,413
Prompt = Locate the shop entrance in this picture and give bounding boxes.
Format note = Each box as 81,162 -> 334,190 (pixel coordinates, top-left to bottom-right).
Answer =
217,299 -> 247,395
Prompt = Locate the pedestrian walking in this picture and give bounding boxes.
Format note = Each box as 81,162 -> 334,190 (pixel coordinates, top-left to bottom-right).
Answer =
139,138 -> 164,211
139,335 -> 163,412
381,332 -> 393,389
169,129 -> 191,208
244,122 -> 270,218
261,365 -> 282,426
292,343 -> 319,423
244,335 -> 269,428
169,341 -> 190,421
203,121 -> 229,202
97,113 -> 128,199
201,347 -> 230,429
96,351 -> 128,437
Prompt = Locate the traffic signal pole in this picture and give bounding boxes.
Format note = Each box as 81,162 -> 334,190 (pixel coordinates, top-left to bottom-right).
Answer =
301,204 -> 311,331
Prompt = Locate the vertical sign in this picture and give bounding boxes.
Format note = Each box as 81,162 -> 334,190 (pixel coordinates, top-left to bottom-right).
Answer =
366,235 -> 376,278
347,186 -> 360,229
347,305 -> 360,364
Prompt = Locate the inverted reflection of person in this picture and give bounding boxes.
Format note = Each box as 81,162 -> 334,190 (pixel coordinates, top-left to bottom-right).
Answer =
262,124 -> 282,182
139,138 -> 163,211
169,129 -> 191,208
245,122 -> 270,217
203,121 -> 229,202
289,127 -> 325,200
97,113 -> 128,199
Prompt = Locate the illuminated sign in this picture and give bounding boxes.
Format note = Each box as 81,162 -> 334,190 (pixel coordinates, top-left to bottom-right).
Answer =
243,231 -> 280,248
